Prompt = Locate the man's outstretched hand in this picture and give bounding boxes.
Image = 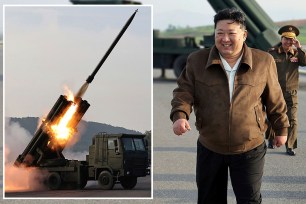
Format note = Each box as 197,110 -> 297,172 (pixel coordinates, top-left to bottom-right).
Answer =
173,119 -> 191,136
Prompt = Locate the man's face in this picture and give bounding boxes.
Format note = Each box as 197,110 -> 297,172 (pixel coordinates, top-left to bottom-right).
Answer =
281,37 -> 294,51
215,20 -> 247,58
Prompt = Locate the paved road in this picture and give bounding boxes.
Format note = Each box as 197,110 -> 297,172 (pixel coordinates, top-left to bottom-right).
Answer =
152,69 -> 306,204
5,177 -> 151,198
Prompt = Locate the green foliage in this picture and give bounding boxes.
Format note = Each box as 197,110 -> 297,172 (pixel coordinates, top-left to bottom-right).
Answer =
298,27 -> 306,45
160,24 -> 306,45
161,25 -> 214,38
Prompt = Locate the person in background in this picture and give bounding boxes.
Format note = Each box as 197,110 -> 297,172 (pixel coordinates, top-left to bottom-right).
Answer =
170,8 -> 289,204
266,25 -> 306,156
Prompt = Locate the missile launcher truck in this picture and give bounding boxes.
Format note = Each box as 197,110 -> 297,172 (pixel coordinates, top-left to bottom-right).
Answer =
41,132 -> 149,190
14,96 -> 149,190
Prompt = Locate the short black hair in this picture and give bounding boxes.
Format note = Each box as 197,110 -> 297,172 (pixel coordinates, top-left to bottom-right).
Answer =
214,8 -> 246,29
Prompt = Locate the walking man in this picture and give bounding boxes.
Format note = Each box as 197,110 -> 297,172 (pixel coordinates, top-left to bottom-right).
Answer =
170,8 -> 289,203
266,25 -> 306,156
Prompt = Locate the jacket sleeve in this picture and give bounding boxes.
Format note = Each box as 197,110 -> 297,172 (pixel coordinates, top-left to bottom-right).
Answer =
263,55 -> 290,136
170,54 -> 195,122
297,47 -> 306,66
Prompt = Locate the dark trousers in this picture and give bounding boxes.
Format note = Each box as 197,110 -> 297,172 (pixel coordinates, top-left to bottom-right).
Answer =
196,141 -> 266,204
266,90 -> 298,149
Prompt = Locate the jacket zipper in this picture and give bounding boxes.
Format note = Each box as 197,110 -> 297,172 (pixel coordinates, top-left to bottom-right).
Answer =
220,64 -> 232,152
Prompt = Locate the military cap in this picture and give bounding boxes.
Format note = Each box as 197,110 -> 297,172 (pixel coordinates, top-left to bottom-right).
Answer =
278,25 -> 300,38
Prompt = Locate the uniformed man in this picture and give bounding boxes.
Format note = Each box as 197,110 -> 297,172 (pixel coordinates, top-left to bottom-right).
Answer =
266,25 -> 306,156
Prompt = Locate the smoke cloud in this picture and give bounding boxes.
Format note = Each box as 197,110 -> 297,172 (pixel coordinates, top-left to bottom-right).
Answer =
4,118 -> 90,192
5,118 -> 47,192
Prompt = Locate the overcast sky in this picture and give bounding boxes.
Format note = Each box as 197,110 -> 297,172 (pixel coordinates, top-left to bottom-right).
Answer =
1,0 -> 306,31
1,0 -> 306,132
141,0 -> 306,30
4,5 -> 152,133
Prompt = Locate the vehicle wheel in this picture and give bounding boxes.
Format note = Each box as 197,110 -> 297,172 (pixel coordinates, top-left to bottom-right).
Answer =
47,172 -> 61,190
173,55 -> 188,78
98,171 -> 114,190
120,176 -> 137,189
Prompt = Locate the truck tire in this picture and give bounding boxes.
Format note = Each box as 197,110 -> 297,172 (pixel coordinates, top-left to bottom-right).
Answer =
173,55 -> 188,78
47,172 -> 61,190
98,171 -> 114,190
120,176 -> 137,189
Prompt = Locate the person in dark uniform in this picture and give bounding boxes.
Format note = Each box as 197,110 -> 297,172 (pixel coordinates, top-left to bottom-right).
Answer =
266,25 -> 306,156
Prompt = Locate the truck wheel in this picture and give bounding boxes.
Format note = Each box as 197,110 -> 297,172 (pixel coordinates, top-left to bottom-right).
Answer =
120,176 -> 137,189
47,172 -> 61,190
173,55 -> 188,78
98,171 -> 114,190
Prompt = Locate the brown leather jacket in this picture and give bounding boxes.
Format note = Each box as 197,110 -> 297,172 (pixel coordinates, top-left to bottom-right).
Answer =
268,45 -> 306,91
170,44 -> 289,154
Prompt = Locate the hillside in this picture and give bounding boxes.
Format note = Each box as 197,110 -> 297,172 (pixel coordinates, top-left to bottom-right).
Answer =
275,19 -> 306,28
7,117 -> 146,152
159,19 -> 306,45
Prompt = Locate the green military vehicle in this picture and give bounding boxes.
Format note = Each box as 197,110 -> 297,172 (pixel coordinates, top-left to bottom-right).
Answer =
86,132 -> 149,190
153,29 -> 215,78
154,0 -> 281,78
153,29 -> 203,78
17,132 -> 149,190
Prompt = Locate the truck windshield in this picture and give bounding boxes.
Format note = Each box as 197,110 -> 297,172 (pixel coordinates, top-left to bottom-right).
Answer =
122,138 -> 145,151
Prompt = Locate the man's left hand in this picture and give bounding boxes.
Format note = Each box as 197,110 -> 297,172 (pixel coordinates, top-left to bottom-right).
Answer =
273,136 -> 287,147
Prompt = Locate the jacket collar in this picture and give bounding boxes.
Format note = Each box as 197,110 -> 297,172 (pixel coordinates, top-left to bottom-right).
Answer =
205,43 -> 252,70
278,45 -> 295,55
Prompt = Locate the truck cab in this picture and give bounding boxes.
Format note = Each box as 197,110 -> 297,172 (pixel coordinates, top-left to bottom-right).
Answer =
87,133 -> 149,189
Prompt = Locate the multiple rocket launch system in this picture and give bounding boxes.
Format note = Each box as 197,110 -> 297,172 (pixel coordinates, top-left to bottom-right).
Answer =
12,9 -> 149,191
14,9 -> 138,168
15,95 -> 90,167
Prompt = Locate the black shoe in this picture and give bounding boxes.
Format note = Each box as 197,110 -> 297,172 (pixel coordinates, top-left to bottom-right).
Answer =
286,148 -> 296,156
268,140 -> 275,149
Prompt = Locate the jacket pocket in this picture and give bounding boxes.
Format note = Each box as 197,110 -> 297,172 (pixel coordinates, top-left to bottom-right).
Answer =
254,105 -> 265,131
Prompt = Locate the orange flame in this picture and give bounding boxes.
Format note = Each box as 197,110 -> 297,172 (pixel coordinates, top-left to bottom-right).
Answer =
50,103 -> 78,146
49,87 -> 78,148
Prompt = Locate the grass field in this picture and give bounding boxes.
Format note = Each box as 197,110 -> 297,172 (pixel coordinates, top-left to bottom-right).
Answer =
159,21 -> 306,45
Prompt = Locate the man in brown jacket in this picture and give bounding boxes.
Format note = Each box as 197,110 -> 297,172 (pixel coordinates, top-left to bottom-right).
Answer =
266,25 -> 306,156
170,8 -> 289,204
